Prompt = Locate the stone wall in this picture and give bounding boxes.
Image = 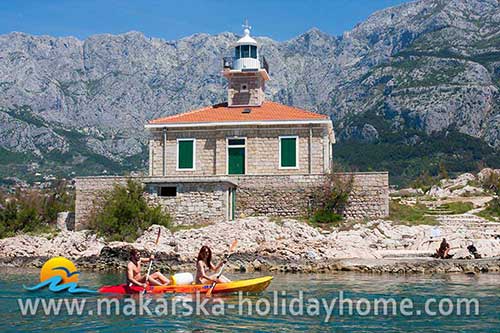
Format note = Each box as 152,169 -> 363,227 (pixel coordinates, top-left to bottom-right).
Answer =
75,176 -> 234,230
146,182 -> 230,226
75,177 -> 130,231
342,172 -> 390,220
75,172 -> 389,230
234,172 -> 389,220
149,124 -> 332,177
227,74 -> 265,106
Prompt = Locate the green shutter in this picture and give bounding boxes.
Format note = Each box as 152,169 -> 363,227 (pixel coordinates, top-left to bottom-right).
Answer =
281,137 -> 297,167
178,140 -> 194,169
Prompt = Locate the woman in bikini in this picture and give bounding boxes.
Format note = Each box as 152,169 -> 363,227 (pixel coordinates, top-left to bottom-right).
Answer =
195,245 -> 231,284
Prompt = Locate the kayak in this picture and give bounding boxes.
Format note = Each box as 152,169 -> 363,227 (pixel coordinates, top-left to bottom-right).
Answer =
99,276 -> 273,295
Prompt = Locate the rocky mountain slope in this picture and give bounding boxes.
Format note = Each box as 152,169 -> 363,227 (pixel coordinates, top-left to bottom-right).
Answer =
0,0 -> 499,184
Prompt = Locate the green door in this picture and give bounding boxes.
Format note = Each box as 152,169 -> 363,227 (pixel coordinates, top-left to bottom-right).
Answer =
228,147 -> 245,174
231,188 -> 236,220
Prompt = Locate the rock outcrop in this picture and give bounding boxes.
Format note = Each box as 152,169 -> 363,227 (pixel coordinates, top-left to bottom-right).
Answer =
1,216 -> 499,274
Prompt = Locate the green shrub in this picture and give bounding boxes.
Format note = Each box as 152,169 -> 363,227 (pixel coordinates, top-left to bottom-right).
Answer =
311,209 -> 343,225
0,181 -> 74,238
438,161 -> 449,180
410,170 -> 438,192
89,180 -> 171,242
310,167 -> 354,226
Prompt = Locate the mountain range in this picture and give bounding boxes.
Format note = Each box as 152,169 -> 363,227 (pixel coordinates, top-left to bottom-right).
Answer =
0,0 -> 499,185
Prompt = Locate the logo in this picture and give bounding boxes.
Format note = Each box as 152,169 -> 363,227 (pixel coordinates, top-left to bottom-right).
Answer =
24,257 -> 96,294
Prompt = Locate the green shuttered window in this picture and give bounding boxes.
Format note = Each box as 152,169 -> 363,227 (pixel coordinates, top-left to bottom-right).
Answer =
177,139 -> 195,170
280,136 -> 298,168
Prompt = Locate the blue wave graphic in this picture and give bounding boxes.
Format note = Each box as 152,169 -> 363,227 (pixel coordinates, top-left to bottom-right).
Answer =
24,276 -> 97,294
52,266 -> 80,278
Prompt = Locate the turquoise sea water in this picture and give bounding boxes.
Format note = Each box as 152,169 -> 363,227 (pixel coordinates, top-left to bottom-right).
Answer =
0,268 -> 499,332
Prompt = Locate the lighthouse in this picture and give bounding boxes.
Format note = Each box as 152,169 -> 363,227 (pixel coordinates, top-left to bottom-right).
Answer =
223,22 -> 270,107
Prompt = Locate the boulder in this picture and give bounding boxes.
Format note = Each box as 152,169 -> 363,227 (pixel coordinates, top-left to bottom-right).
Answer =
427,185 -> 452,198
477,168 -> 500,183
391,188 -> 424,197
452,185 -> 484,197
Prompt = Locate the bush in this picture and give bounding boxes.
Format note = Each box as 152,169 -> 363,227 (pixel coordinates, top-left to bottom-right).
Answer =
310,166 -> 354,226
311,209 -> 343,225
0,181 -> 74,238
89,180 -> 171,242
410,170 -> 438,192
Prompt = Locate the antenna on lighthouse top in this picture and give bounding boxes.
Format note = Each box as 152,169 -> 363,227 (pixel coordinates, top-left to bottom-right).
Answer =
242,19 -> 251,36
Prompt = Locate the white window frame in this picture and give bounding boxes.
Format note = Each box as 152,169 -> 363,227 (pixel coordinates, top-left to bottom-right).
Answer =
226,137 -> 247,175
279,135 -> 299,170
176,138 -> 196,171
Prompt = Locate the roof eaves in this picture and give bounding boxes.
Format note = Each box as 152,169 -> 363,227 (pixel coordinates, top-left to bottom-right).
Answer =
145,119 -> 332,129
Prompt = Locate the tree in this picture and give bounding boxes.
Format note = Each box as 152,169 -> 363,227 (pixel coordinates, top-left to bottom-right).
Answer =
438,161 -> 449,179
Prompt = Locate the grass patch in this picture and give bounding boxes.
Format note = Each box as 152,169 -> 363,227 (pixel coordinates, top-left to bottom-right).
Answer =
389,200 -> 437,225
438,201 -> 474,215
477,198 -> 500,222
169,223 -> 211,233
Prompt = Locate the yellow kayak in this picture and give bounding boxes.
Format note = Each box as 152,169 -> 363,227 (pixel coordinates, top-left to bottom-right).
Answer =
99,276 -> 273,295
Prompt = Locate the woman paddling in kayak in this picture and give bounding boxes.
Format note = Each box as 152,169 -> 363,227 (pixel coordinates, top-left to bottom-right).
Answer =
195,245 -> 231,284
127,248 -> 170,287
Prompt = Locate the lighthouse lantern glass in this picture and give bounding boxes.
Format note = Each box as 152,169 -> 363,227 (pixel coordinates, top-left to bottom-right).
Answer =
250,46 -> 257,58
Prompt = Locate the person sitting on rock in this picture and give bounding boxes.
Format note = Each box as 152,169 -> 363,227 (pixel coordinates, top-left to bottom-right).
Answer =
435,238 -> 451,259
127,248 -> 170,287
467,243 -> 482,259
195,245 -> 231,284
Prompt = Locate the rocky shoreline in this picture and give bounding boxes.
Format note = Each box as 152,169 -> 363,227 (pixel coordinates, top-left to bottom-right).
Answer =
1,216 -> 499,275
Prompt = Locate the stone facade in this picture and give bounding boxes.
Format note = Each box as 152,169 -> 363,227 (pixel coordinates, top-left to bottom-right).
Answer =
75,172 -> 389,229
74,176 -> 235,230
148,124 -> 333,177
226,73 -> 266,106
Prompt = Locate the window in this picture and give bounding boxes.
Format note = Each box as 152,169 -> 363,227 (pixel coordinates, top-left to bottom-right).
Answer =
158,186 -> 176,197
240,83 -> 248,92
235,46 -> 241,59
228,138 -> 245,146
177,139 -> 195,170
279,136 -> 298,168
241,45 -> 250,58
250,45 -> 257,59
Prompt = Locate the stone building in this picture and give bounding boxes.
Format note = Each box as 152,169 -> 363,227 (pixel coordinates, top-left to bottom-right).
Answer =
75,26 -> 389,229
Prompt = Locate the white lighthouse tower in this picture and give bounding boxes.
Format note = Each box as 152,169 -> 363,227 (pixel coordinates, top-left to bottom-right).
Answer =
223,21 -> 270,107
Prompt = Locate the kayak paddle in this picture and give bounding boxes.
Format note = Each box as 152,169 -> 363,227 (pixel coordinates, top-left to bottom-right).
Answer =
143,227 -> 161,294
206,239 -> 238,297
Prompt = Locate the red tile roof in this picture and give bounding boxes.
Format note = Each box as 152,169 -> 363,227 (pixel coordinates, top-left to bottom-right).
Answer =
148,101 -> 329,125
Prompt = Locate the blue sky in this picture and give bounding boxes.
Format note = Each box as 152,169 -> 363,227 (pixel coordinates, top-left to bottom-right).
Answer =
0,0 -> 413,40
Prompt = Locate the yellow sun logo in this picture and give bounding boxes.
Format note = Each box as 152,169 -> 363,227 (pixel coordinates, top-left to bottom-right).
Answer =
39,257 -> 80,284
